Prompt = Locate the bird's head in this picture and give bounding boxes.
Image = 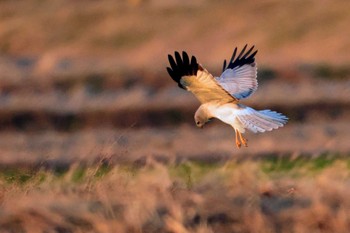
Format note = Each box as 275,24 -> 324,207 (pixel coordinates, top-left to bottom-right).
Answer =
194,107 -> 210,128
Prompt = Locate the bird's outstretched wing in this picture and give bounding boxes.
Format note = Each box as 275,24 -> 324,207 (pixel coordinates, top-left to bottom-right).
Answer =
167,51 -> 237,104
216,45 -> 258,99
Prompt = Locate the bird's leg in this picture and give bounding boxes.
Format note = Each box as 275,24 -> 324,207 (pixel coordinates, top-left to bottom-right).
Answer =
235,129 -> 241,148
238,131 -> 248,147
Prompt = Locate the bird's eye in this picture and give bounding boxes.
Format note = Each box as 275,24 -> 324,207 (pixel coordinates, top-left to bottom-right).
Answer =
196,121 -> 200,125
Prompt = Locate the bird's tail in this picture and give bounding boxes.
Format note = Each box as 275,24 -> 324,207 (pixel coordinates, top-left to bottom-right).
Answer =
236,106 -> 288,133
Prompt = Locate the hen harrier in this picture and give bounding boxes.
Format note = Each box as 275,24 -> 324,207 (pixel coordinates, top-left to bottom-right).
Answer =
166,45 -> 288,148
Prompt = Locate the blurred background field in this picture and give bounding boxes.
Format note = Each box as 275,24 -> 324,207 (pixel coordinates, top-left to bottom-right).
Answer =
0,0 -> 350,232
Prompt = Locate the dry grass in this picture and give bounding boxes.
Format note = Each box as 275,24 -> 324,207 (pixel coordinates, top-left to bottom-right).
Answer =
0,157 -> 349,233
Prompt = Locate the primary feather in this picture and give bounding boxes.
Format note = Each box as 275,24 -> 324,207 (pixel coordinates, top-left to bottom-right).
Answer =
216,45 -> 258,99
167,51 -> 237,104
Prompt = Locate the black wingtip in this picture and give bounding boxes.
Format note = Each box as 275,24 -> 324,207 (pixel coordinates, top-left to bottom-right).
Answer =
223,44 -> 258,71
222,59 -> 227,72
166,51 -> 199,89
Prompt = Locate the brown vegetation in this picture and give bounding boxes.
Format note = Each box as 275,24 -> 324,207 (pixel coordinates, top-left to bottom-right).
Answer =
0,159 -> 350,233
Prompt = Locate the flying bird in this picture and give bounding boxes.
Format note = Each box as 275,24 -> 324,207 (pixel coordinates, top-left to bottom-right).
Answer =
166,45 -> 288,148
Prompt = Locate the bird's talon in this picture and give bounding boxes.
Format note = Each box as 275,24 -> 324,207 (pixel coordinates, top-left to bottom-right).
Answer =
238,132 -> 248,147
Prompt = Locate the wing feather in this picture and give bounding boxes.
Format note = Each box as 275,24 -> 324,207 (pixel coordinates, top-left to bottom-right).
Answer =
217,45 -> 258,99
167,51 -> 237,104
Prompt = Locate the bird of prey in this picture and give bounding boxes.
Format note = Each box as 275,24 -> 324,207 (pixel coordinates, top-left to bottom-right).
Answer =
166,45 -> 288,148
